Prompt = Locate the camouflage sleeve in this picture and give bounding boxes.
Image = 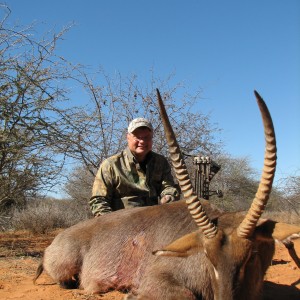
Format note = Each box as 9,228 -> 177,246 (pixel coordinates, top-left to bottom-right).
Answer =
89,159 -> 115,216
160,158 -> 180,200
89,196 -> 112,216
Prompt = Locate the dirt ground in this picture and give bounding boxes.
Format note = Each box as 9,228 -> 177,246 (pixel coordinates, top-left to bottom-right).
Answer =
0,230 -> 299,300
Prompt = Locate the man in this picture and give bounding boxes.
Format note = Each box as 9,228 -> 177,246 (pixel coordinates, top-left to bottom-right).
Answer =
89,117 -> 179,216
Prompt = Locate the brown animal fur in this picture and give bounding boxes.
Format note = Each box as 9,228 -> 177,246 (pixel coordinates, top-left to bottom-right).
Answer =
34,199 -> 300,299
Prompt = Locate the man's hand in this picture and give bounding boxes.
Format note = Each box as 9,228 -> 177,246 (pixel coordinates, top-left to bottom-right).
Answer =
160,195 -> 175,204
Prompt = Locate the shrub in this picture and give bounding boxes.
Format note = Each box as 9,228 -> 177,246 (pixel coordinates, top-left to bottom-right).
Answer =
10,198 -> 92,234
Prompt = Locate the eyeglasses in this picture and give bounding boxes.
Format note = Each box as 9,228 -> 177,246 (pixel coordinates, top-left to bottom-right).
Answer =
129,133 -> 153,142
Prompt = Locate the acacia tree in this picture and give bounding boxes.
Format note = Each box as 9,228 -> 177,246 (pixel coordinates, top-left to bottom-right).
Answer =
270,172 -> 300,213
208,154 -> 258,211
0,5 -> 74,211
60,69 -> 223,179
64,165 -> 94,214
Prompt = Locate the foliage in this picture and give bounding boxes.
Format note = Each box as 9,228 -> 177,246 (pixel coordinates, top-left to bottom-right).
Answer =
58,69 -> 223,178
64,165 -> 94,208
0,5 -> 73,211
208,154 -> 258,211
8,198 -> 92,234
268,172 -> 300,213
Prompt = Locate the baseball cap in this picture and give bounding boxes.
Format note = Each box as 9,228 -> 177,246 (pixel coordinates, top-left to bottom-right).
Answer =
128,118 -> 153,133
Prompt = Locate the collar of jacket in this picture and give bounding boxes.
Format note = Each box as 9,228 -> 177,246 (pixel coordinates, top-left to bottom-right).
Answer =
125,146 -> 153,165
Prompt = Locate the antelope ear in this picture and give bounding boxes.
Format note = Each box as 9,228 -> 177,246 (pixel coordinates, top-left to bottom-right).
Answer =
272,222 -> 300,242
255,219 -> 300,242
153,231 -> 202,257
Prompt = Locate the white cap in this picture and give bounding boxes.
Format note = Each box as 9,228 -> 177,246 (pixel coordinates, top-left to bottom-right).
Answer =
128,118 -> 153,133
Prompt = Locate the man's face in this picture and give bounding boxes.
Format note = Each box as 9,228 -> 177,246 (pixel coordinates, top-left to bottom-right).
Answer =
127,127 -> 153,161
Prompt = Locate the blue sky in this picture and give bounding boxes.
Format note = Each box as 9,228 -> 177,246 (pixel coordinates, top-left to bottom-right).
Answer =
4,0 -> 300,184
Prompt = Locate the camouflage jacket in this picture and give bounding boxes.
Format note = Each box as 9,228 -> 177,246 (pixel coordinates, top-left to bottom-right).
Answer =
89,147 -> 179,216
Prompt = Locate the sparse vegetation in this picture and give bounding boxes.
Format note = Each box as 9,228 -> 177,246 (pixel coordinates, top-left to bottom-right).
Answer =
4,198 -> 92,234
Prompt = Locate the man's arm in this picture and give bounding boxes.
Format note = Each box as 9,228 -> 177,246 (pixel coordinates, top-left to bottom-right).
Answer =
89,196 -> 112,216
89,160 -> 114,216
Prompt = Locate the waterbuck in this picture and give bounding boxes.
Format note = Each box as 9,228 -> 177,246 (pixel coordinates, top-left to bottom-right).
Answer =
34,89 -> 300,299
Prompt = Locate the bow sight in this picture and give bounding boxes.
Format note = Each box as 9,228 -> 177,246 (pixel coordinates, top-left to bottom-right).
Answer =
193,155 -> 223,200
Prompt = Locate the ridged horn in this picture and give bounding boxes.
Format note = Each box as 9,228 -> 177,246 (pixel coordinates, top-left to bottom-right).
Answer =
237,91 -> 277,238
156,89 -> 217,239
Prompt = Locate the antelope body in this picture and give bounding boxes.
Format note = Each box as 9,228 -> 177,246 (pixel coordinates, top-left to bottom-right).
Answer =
35,90 -> 300,300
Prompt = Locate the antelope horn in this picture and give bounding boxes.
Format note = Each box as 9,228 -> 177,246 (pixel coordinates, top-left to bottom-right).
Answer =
156,89 -> 217,239
237,91 -> 277,238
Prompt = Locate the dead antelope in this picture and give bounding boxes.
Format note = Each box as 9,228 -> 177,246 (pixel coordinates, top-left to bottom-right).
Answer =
34,89 -> 300,300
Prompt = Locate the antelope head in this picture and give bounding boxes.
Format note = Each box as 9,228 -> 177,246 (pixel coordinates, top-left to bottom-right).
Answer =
154,89 -> 284,299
